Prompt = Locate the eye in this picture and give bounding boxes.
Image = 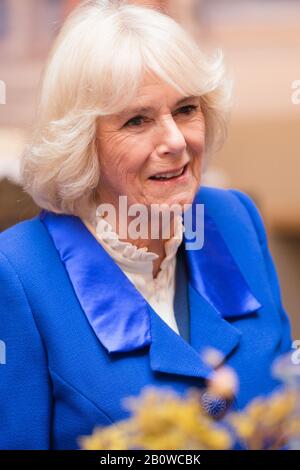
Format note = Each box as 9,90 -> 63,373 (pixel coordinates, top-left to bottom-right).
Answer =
176,104 -> 199,116
124,115 -> 148,128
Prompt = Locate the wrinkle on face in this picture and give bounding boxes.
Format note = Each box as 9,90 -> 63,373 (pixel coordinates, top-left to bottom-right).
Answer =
95,75 -> 205,212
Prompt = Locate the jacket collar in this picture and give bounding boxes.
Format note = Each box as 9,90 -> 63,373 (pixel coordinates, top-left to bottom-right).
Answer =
40,203 -> 262,380
40,210 -> 152,354
185,209 -> 262,318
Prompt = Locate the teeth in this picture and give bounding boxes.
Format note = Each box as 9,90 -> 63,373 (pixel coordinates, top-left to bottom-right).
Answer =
152,167 -> 184,180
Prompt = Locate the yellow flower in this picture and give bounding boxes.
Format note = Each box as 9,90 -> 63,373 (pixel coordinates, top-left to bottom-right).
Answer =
79,383 -> 300,451
228,389 -> 299,449
80,387 -> 233,450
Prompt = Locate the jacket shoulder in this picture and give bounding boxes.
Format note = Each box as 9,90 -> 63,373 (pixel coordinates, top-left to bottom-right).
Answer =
0,216 -> 64,297
0,216 -> 44,243
0,216 -> 55,265
196,185 -> 265,244
197,185 -> 258,214
0,218 -> 53,449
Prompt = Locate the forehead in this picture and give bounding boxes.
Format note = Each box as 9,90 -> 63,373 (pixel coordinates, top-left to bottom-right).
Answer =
97,73 -> 201,130
117,73 -> 199,118
131,73 -> 185,106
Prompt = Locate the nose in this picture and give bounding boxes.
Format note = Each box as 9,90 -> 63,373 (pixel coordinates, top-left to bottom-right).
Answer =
156,116 -> 187,157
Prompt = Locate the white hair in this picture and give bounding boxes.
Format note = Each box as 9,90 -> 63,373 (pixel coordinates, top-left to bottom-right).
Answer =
21,0 -> 232,216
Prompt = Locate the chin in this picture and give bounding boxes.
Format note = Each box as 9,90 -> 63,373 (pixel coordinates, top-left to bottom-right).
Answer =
161,191 -> 197,210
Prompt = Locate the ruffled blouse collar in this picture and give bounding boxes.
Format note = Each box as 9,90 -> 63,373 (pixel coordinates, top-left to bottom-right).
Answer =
83,211 -> 184,284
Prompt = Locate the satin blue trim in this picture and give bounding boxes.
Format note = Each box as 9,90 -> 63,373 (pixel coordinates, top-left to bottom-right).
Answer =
40,211 -> 151,353
40,202 -> 261,357
184,210 -> 262,318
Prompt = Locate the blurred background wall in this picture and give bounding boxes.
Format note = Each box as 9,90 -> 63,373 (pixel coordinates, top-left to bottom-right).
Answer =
0,0 -> 299,337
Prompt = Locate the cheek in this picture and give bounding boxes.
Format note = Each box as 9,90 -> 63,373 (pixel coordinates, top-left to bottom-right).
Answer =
181,118 -> 205,155
100,137 -> 152,186
186,129 -> 205,157
116,137 -> 153,179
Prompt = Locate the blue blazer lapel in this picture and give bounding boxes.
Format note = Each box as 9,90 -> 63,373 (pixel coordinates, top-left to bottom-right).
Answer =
40,211 -> 151,353
149,206 -> 262,377
178,206 -> 262,367
148,304 -> 212,379
148,283 -> 242,380
40,205 -> 262,382
188,283 -> 241,358
184,211 -> 262,318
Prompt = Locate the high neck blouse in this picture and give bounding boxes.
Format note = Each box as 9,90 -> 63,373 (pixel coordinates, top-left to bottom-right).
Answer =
82,213 -> 184,334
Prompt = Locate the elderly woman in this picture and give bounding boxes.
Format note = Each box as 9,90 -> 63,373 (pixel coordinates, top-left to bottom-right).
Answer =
0,0 -> 292,450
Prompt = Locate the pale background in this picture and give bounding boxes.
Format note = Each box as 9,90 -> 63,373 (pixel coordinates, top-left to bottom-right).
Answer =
0,0 -> 299,336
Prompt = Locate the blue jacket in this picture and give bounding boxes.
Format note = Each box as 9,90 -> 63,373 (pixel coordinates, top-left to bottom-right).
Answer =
0,186 -> 292,449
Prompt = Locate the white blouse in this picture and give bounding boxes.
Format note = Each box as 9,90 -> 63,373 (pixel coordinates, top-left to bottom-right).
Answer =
82,213 -> 184,335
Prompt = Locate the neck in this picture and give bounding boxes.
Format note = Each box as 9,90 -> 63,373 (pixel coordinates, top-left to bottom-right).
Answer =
125,236 -> 167,279
91,195 -> 179,278
115,215 -> 176,279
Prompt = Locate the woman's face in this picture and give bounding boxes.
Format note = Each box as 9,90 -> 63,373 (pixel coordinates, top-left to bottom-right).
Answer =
96,74 -> 205,211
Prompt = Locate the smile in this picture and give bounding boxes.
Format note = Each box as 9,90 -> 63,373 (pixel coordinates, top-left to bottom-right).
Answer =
149,164 -> 188,181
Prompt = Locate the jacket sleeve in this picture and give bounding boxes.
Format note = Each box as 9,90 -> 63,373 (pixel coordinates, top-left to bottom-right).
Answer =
230,189 -> 293,354
0,251 -> 52,449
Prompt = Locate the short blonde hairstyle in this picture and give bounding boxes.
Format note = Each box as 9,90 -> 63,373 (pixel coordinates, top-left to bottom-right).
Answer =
21,0 -> 232,216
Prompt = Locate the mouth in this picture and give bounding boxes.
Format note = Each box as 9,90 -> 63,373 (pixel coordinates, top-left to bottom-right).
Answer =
149,164 -> 188,182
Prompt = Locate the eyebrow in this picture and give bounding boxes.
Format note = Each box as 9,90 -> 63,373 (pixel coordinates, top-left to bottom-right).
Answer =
119,96 -> 199,119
